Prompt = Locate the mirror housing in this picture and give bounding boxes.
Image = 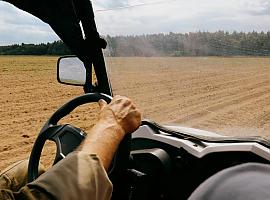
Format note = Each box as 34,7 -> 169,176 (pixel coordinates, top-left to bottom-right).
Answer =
57,56 -> 86,86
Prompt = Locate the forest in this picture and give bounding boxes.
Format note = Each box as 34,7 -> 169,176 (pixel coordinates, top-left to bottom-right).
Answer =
1,31 -> 270,56
0,41 -> 72,55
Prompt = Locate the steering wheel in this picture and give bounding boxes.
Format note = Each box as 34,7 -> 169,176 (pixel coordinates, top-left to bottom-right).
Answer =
28,93 -> 131,183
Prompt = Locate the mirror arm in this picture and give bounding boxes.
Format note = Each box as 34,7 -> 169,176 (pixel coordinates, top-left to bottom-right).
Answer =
83,61 -> 94,93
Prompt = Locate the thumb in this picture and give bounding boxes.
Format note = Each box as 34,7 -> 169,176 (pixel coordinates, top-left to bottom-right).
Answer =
98,99 -> 107,110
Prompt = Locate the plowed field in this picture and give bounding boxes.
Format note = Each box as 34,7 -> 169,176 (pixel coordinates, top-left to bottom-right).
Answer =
1,56 -> 270,169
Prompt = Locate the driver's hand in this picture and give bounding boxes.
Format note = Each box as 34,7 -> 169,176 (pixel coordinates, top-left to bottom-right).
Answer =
98,95 -> 141,135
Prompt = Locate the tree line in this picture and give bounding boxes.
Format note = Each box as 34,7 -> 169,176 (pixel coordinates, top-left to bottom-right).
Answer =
0,41 -> 72,55
1,31 -> 270,56
104,31 -> 270,57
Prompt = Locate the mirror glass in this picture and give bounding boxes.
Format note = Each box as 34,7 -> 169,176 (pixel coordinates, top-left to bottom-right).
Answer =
57,56 -> 86,85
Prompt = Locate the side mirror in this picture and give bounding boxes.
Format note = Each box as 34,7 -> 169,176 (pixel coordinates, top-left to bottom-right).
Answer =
57,56 -> 86,86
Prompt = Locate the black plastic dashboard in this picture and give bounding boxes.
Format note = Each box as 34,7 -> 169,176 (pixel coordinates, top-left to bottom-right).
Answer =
128,124 -> 270,199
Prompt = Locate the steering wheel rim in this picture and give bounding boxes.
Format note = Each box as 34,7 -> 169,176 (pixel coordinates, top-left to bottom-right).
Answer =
28,93 -> 130,182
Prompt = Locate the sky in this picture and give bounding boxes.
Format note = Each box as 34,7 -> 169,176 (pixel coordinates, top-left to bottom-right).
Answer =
0,0 -> 270,45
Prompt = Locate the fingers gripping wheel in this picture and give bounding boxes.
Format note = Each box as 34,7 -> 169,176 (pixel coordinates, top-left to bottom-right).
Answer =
28,93 -> 112,182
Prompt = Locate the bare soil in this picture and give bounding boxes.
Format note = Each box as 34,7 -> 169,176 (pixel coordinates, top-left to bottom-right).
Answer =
1,56 -> 270,170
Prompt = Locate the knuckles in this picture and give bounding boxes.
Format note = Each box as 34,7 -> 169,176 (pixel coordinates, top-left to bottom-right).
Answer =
100,95 -> 142,134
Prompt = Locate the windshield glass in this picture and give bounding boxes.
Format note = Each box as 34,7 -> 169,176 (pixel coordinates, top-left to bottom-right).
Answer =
93,0 -> 270,139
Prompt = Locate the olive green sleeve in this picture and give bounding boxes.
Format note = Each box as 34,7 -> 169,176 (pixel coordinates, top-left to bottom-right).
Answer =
0,187 -> 53,200
28,151 -> 113,200
0,152 -> 112,200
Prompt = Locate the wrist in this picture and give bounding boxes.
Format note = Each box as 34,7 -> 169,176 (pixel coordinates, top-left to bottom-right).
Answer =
96,118 -> 126,138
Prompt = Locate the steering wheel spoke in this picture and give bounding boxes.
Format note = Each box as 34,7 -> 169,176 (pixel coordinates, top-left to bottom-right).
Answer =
51,124 -> 86,164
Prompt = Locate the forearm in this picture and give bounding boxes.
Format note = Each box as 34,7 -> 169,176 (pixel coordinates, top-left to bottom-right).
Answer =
80,119 -> 125,171
80,95 -> 141,171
